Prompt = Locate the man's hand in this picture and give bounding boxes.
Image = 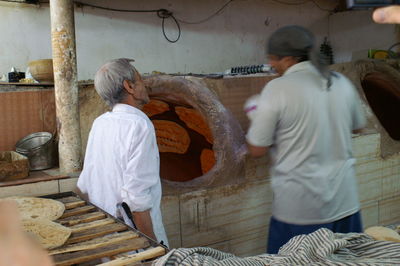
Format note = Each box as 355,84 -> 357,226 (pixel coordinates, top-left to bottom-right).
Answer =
373,5 -> 400,24
244,94 -> 260,121
247,142 -> 269,158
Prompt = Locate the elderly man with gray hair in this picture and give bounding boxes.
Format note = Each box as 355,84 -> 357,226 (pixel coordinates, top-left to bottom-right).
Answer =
77,58 -> 168,246
246,26 -> 366,254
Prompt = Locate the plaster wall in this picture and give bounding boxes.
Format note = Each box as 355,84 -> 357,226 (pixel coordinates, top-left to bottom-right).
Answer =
0,0 -> 393,80
329,10 -> 398,63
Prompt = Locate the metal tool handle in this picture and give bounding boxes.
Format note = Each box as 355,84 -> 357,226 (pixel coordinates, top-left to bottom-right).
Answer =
116,202 -> 137,229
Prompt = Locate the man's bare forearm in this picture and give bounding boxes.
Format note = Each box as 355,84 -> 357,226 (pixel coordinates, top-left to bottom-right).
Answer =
132,210 -> 157,240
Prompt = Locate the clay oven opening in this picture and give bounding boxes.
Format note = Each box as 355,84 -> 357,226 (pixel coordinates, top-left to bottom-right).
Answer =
144,75 -> 246,188
142,99 -> 214,182
361,72 -> 400,141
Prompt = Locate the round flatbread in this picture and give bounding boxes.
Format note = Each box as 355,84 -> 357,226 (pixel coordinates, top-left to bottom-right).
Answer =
175,106 -> 213,144
142,99 -> 170,117
2,196 -> 65,220
200,149 -> 216,174
22,218 -> 72,249
153,120 -> 190,154
365,226 -> 400,242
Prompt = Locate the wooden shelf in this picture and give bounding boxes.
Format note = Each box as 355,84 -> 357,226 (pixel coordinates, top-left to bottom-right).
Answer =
0,82 -> 54,86
0,168 -> 69,187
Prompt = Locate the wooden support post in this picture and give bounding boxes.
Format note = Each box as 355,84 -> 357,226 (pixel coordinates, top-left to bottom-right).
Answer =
50,0 -> 82,174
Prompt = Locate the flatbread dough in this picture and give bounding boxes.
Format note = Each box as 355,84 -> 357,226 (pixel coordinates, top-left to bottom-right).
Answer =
153,120 -> 190,154
175,106 -> 213,144
2,196 -> 65,220
365,226 -> 400,242
200,149 -> 216,174
142,99 -> 170,117
22,218 -> 72,249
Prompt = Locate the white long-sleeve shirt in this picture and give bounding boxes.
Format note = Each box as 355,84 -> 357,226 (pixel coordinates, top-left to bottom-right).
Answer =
77,103 -> 168,246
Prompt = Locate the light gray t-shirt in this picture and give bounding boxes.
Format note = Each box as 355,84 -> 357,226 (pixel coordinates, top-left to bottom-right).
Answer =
247,61 -> 366,225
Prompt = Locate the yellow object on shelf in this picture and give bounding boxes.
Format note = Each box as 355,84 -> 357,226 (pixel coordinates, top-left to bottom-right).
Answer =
368,49 -> 399,59
19,78 -> 36,84
368,49 -> 389,59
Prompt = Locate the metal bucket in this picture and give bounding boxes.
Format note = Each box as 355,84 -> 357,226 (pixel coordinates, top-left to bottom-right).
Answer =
15,132 -> 57,171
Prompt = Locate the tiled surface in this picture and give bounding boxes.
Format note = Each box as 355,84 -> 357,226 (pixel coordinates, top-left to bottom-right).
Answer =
378,195 -> 400,225
353,133 -> 400,227
180,179 -> 272,248
160,195 -> 181,248
0,180 -> 59,198
244,155 -> 270,181
207,228 -> 268,257
354,158 -> 383,203
59,177 -> 78,193
352,133 -> 380,160
0,91 -> 42,151
360,201 -> 379,229
382,155 -> 400,198
0,89 -> 56,151
41,90 -> 57,133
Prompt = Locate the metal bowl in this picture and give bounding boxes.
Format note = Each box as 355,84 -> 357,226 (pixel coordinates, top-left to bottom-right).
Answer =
15,132 -> 57,171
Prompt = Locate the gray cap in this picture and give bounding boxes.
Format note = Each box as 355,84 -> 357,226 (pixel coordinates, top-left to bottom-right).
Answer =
267,25 -> 314,57
267,25 -> 334,89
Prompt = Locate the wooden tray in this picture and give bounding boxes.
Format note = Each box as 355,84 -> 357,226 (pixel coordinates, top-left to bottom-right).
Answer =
42,192 -> 167,266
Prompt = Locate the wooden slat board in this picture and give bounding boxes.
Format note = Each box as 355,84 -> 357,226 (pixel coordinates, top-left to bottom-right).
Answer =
64,200 -> 86,210
58,212 -> 107,226
49,231 -> 140,255
66,220 -> 128,244
43,194 -> 167,266
56,196 -> 83,204
98,246 -> 166,266
70,218 -> 115,233
53,238 -> 150,266
60,205 -> 97,218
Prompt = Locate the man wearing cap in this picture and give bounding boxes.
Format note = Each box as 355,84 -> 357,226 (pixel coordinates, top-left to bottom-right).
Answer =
246,25 -> 366,254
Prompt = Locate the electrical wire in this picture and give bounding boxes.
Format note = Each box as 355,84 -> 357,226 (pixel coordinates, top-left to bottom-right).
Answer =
270,0 -> 335,12
73,0 -> 237,42
309,0 -> 335,12
270,0 -> 310,6
74,2 -> 181,43
74,1 -> 161,13
157,9 -> 181,43
175,0 -> 234,25
5,0 -> 335,41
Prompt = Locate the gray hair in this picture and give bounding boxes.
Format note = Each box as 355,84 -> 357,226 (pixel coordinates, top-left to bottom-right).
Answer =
267,25 -> 335,89
94,58 -> 138,107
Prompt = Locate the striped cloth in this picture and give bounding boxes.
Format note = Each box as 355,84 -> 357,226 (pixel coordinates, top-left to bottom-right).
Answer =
154,228 -> 400,266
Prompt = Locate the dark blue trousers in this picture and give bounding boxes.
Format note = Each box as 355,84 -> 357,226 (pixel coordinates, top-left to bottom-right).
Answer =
267,211 -> 363,254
